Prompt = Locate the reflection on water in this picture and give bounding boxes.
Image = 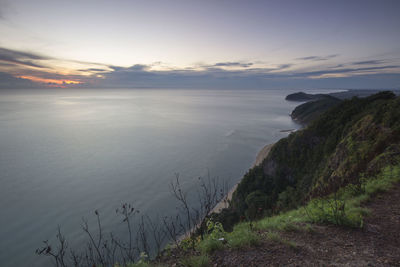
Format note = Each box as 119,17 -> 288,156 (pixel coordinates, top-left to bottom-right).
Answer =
0,88 -> 303,266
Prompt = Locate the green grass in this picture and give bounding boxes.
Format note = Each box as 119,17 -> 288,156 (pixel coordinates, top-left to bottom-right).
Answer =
365,166 -> 400,195
196,219 -> 261,254
180,255 -> 210,267
255,165 -> 400,230
254,208 -> 308,232
226,223 -> 260,249
194,164 -> 399,257
197,237 -> 224,254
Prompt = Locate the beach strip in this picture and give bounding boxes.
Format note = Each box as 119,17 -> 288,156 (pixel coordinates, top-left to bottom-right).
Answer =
210,143 -> 274,214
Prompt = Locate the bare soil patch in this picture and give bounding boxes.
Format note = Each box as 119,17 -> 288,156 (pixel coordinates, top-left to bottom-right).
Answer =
211,184 -> 400,266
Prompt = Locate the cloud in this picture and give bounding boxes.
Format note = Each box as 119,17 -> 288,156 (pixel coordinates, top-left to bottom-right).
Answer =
0,46 -> 115,86
298,56 -> 319,61
91,61 -> 399,90
0,46 -> 398,90
0,48 -> 50,61
213,62 -> 253,68
197,62 -> 293,74
302,65 -> 399,78
77,67 -> 110,72
296,54 -> 339,61
109,64 -> 149,72
0,72 -> 40,89
0,46 -> 112,74
124,64 -> 149,71
3,62 -> 400,90
330,64 -> 344,68
20,69 -> 84,81
277,64 -> 292,70
352,60 -> 385,65
0,47 -> 49,68
0,61 -> 16,67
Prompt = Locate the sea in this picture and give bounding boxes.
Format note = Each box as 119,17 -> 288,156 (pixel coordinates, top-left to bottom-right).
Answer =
0,88 -> 334,266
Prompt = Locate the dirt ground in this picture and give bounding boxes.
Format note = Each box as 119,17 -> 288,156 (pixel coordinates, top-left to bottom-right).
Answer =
211,184 -> 400,266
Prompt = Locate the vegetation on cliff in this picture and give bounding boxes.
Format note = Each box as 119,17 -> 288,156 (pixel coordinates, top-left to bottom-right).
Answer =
290,95 -> 341,125
229,91 -> 399,224
285,92 -> 329,101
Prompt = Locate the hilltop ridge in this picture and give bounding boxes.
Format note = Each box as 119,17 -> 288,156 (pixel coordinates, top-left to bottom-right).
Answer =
287,89 -> 400,125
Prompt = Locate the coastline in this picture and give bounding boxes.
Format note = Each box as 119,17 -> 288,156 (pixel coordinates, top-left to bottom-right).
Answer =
210,143 -> 274,214
177,142 -> 275,242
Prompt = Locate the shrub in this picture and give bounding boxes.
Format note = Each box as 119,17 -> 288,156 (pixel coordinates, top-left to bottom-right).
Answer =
304,165 -> 400,228
197,238 -> 224,254
226,223 -> 260,249
197,219 -> 226,254
305,196 -> 363,227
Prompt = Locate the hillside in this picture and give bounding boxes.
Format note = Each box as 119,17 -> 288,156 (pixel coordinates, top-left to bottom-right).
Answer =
285,89 -> 398,102
287,89 -> 400,125
229,91 -> 399,220
290,95 -> 342,125
285,92 -> 328,101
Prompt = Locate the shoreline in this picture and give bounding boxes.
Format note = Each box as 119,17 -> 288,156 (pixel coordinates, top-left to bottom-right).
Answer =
210,143 -> 274,214
177,142 -> 275,242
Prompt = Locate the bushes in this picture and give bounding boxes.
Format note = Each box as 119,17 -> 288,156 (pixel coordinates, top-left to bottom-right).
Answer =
305,165 -> 399,228
364,165 -> 400,195
253,164 -> 400,232
305,197 -> 364,228
226,224 -> 260,249
276,186 -> 298,211
197,238 -> 224,254
245,190 -> 271,220
210,208 -> 239,232
197,220 -> 226,254
197,218 -> 260,254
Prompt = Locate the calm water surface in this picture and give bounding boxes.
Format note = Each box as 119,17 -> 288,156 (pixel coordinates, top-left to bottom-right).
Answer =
0,88 -> 306,266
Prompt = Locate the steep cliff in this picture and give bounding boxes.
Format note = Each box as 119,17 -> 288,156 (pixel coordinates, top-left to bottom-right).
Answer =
230,91 -> 400,219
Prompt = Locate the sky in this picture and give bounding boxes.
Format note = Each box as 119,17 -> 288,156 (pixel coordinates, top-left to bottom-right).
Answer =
0,0 -> 399,89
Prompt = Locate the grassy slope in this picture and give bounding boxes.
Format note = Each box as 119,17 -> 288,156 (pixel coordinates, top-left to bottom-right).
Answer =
164,163 -> 400,267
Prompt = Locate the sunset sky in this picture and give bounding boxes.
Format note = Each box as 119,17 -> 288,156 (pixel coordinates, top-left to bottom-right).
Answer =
0,0 -> 399,89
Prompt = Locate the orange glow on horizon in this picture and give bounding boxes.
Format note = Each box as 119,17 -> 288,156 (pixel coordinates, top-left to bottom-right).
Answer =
19,75 -> 82,86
